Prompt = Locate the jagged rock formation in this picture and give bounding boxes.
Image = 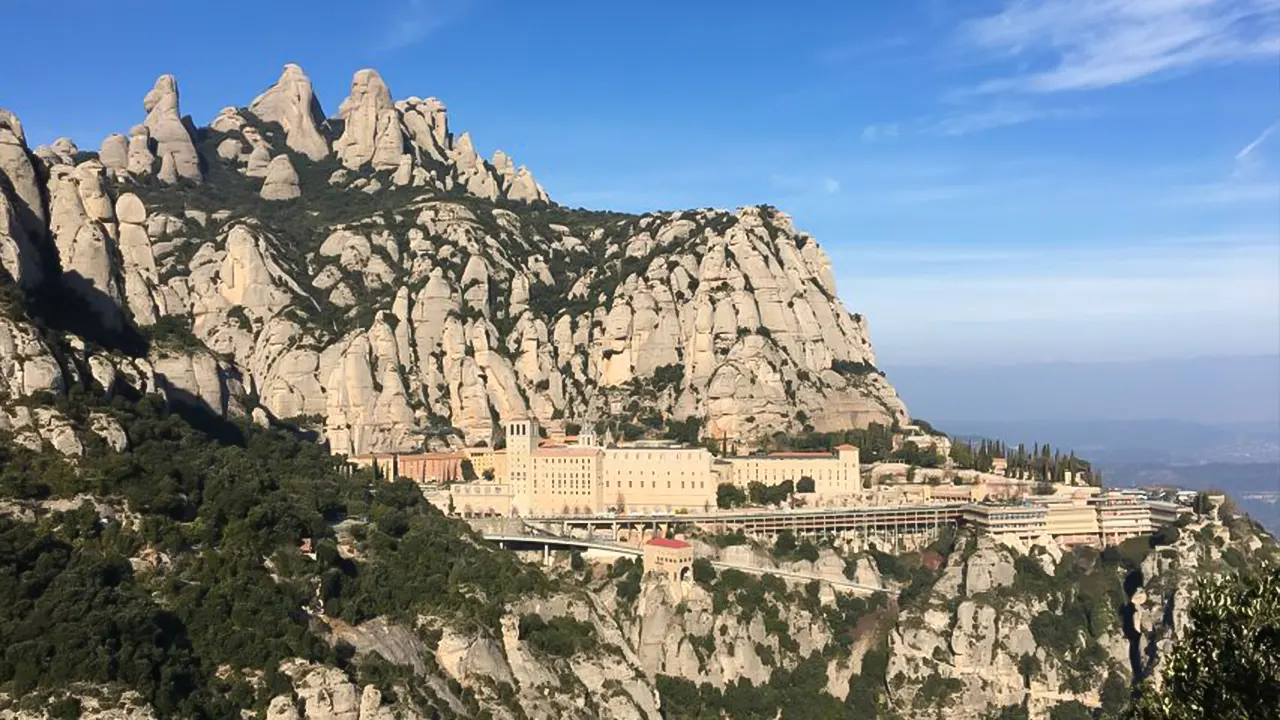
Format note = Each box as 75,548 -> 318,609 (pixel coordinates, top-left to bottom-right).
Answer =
140,75 -> 201,184
0,63 -> 905,455
260,155 -> 301,201
249,64 -> 330,161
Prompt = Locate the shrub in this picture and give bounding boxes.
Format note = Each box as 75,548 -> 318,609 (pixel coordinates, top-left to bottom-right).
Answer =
517,614 -> 597,657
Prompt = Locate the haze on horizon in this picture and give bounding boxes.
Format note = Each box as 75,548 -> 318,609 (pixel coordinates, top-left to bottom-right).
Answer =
5,0 -> 1278,370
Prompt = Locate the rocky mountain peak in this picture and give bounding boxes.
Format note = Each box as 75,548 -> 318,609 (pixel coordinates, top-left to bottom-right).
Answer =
0,107 -> 47,244
140,74 -> 201,184
248,63 -> 329,161
0,65 -> 909,454
334,68 -> 402,171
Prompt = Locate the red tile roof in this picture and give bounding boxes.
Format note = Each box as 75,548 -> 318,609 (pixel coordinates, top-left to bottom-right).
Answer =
835,444 -> 858,451
646,537 -> 692,549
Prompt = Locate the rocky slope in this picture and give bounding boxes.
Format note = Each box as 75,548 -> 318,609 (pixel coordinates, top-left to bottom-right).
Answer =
0,64 -> 906,456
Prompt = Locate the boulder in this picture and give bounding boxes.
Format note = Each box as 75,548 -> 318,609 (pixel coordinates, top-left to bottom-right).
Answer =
127,124 -> 155,176
260,155 -> 301,201
99,133 -> 129,171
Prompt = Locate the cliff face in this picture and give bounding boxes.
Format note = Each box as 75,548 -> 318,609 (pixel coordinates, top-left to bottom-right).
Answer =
0,64 -> 906,456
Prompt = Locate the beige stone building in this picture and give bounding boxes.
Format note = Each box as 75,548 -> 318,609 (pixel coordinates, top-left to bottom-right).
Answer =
466,447 -> 508,480
395,453 -> 465,484
531,447 -> 603,515
721,446 -> 862,504
452,480 -> 514,516
454,417 -> 717,516
347,452 -> 463,485
603,446 -> 716,514
643,537 -> 694,586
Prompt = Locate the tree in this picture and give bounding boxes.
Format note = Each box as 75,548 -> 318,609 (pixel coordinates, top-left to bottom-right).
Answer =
1049,701 -> 1093,720
796,476 -> 816,494
774,530 -> 797,557
1192,492 -> 1214,516
1127,561 -> 1280,719
692,558 -> 716,585
716,483 -> 746,509
482,467 -> 496,481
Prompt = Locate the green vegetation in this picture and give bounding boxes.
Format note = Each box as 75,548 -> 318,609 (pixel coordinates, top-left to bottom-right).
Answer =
716,483 -> 747,509
950,438 -> 1096,485
1127,561 -> 1279,720
655,653 -> 859,720
516,614 -> 597,657
756,423 -> 895,462
0,392 -> 548,715
747,480 -> 793,507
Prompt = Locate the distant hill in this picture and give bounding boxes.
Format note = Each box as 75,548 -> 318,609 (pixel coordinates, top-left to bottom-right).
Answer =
932,418 -> 1279,465
888,355 -> 1280,427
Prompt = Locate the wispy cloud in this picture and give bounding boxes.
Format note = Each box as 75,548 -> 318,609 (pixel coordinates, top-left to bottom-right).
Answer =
861,123 -> 901,142
769,173 -> 844,197
962,0 -> 1280,93
372,0 -> 456,54
1237,121 -> 1280,160
930,104 -> 1091,135
861,105 -> 1089,140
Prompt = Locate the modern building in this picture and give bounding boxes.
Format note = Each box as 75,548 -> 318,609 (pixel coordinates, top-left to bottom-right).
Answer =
961,503 -> 1049,539
1039,497 -> 1103,545
961,491 -> 1179,546
531,446 -> 604,515
1097,493 -> 1154,544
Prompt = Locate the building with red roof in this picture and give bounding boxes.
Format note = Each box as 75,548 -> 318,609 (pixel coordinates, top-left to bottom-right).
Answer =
643,536 -> 694,586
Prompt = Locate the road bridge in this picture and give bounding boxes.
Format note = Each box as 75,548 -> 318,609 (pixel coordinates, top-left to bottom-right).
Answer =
483,532 -> 888,594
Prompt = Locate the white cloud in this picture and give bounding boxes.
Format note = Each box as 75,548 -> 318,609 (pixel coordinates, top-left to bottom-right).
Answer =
963,0 -> 1280,92
823,178 -> 841,194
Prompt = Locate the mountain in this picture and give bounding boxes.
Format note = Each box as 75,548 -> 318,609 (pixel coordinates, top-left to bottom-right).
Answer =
0,65 -> 905,459
2,64 -> 1277,720
1,395 -> 1273,718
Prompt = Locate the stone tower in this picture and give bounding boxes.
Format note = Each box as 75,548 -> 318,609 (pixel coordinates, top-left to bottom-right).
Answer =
506,416 -> 539,515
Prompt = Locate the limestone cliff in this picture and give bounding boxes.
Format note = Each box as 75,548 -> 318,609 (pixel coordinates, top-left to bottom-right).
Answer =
0,64 -> 906,455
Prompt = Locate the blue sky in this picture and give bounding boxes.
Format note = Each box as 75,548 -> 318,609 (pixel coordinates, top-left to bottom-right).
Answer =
5,0 -> 1279,366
